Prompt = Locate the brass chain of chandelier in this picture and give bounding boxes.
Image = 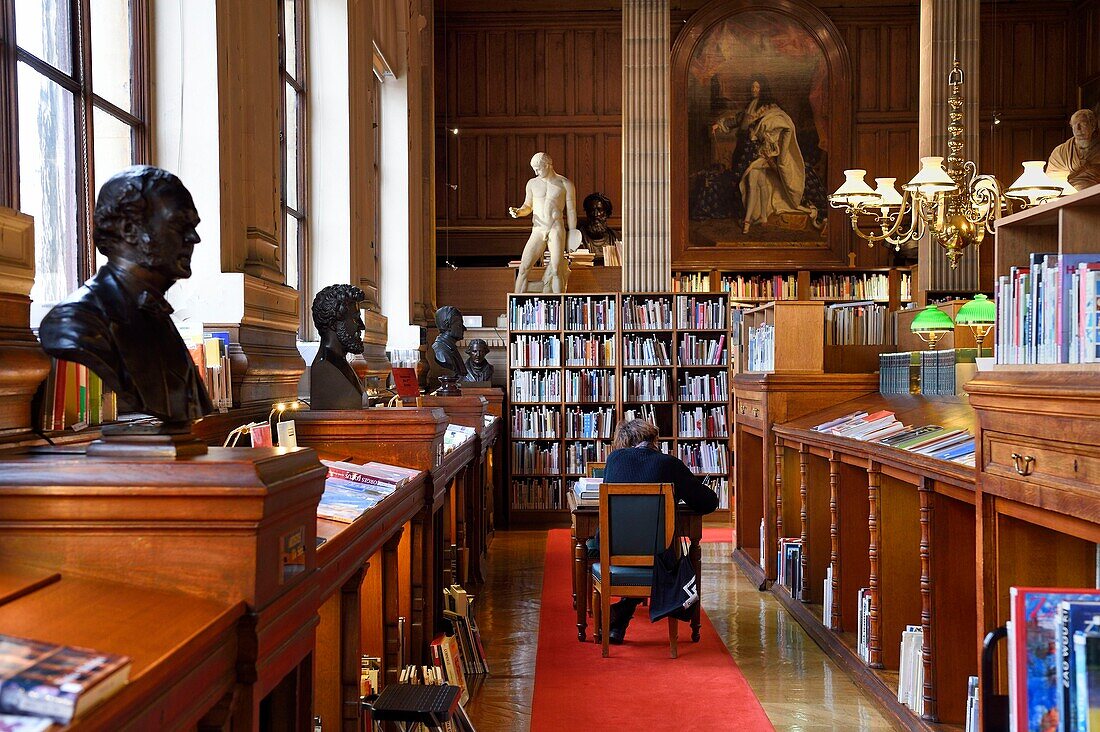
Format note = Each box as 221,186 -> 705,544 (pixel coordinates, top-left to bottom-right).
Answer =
828,61 -> 1073,269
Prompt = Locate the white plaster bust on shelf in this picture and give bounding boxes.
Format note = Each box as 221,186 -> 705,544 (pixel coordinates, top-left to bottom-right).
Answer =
1047,108 -> 1100,191
508,152 -> 578,294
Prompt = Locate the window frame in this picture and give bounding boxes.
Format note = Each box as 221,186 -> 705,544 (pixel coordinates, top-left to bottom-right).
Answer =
12,0 -> 151,285
278,0 -> 309,337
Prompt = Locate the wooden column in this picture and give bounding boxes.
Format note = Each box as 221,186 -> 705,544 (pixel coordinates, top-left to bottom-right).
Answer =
621,0 -> 671,292
406,0 -> 437,325
867,463 -> 883,669
829,452 -> 841,631
341,567 -> 367,732
799,446 -> 810,602
918,478 -> 937,722
0,3 -> 17,208
410,507 -> 430,663
382,528 -> 404,685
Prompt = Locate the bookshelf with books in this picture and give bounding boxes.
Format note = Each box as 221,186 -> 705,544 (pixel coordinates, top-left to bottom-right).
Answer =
506,292 -> 734,524
771,393 -> 978,729
672,266 -> 915,310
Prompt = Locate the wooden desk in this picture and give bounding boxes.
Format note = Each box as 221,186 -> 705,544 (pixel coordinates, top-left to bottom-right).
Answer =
566,492 -> 703,644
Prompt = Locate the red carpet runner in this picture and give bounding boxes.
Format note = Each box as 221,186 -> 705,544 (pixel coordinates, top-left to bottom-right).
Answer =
530,529 -> 774,731
702,526 -> 732,544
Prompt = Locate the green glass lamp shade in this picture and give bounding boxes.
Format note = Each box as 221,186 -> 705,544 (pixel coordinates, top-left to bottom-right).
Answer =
910,305 -> 955,334
955,293 -> 996,326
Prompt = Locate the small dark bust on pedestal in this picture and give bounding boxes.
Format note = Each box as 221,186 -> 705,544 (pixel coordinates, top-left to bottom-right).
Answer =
464,338 -> 494,384
431,306 -> 468,393
38,165 -> 214,457
310,284 -> 368,410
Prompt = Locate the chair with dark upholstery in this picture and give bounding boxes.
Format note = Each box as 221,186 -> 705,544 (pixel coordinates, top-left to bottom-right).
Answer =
591,482 -> 677,658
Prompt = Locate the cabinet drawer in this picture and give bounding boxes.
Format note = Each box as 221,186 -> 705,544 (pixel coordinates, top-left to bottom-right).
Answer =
734,394 -> 764,425
983,432 -> 1099,489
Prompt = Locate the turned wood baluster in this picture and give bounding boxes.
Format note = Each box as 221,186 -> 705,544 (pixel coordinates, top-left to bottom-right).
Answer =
799,446 -> 810,601
918,478 -> 937,722
867,464 -> 883,669
829,452 -> 841,631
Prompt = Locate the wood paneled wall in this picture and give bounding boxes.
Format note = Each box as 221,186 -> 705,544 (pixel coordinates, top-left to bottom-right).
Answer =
434,12 -> 622,260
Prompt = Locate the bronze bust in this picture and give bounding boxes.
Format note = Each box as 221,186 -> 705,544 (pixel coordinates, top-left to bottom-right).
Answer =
431,306 -> 468,379
38,166 -> 213,427
464,338 -> 494,383
578,192 -> 620,251
310,284 -> 367,410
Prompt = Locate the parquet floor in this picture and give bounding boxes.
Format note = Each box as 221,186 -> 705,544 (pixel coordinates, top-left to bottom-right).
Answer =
465,529 -> 900,731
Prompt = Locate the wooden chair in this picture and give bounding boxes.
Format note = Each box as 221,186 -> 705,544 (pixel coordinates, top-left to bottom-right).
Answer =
591,482 -> 677,658
586,461 -> 605,478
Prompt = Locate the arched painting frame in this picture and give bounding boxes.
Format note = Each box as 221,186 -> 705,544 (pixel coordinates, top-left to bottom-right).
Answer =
671,0 -> 852,267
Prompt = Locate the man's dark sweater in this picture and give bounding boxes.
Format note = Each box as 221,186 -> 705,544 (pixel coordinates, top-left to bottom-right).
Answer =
603,446 -> 719,514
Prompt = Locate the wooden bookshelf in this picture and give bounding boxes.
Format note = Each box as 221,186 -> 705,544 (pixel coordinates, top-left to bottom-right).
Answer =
673,266 -> 915,310
773,393 -> 977,729
506,292 -> 733,525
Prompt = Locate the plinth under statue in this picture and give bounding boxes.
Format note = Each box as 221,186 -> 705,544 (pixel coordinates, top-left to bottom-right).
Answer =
309,284 -> 368,410
509,152 -> 578,294
38,165 -> 214,456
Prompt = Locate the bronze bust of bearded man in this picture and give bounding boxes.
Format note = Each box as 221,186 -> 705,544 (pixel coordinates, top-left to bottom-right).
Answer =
309,284 -> 368,410
39,166 -> 213,427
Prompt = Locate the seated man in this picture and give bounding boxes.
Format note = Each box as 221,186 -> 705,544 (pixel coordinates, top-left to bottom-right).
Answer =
596,418 -> 719,643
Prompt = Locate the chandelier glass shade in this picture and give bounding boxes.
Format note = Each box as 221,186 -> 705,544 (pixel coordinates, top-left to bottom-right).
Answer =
829,61 -> 1071,269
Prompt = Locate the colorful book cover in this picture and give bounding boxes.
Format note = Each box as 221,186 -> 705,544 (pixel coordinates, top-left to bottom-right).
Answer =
316,482 -> 383,524
1010,587 -> 1100,731
1055,601 -> 1100,731
1074,627 -> 1100,732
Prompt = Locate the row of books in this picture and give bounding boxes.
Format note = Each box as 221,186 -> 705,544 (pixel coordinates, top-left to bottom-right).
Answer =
602,242 -> 622,266
623,369 -> 671,402
1007,586 -> 1100,732
623,334 -> 672,366
722,273 -> 798,301
919,349 -> 959,396
0,634 -> 131,725
622,296 -> 673,330
822,567 -> 835,630
38,359 -> 118,432
857,587 -> 873,663
509,298 -> 560,331
395,660 -> 475,732
965,676 -> 980,732
679,372 -> 728,403
706,476 -> 729,509
511,405 -> 559,438
897,625 -> 925,715
623,404 -> 657,426
674,271 -> 712,292
565,406 -> 615,439
879,352 -> 913,395
511,441 -> 559,474
824,302 -> 893,346
996,252 -> 1100,365
747,323 -> 775,372
564,369 -> 615,402
677,296 -> 727,330
511,478 -> 561,510
809,272 -> 894,301
443,424 -> 476,454
317,460 -> 420,523
511,371 -> 561,402
181,327 -> 233,412
679,333 -> 726,365
777,538 -> 803,601
678,405 -> 727,438
510,335 -> 560,367
564,334 -> 615,366
563,296 -> 616,332
565,441 -> 610,475
812,411 -> 976,466
443,585 -> 489,676
677,440 -> 728,474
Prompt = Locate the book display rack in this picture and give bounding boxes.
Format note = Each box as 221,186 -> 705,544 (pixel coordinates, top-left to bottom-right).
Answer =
506,292 -> 734,524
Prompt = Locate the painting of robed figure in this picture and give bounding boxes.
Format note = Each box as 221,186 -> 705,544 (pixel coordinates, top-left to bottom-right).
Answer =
685,10 -> 831,246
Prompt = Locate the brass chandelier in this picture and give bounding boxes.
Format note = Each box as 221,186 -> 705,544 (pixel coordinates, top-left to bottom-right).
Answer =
828,61 -> 1071,269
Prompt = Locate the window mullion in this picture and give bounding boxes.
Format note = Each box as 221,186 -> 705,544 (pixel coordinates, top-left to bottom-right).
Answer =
74,0 -> 96,282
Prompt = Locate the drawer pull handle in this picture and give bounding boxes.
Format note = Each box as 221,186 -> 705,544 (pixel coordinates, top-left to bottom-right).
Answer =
739,404 -> 746,415
752,407 -> 760,418
1010,452 -> 1035,476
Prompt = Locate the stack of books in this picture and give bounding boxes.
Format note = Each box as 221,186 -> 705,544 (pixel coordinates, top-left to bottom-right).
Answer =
897,625 -> 925,715
427,635 -> 468,704
573,477 -> 602,506
812,413 -> 976,466
879,352 -> 913,395
1007,586 -> 1100,732
777,538 -> 802,600
919,349 -> 957,396
443,586 -> 489,675
317,460 -> 420,523
38,359 -> 118,431
0,634 -> 131,725
813,410 -> 906,442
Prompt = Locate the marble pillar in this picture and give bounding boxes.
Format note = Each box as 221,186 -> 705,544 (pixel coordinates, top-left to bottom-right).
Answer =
917,0 -> 980,297
621,0 -> 671,292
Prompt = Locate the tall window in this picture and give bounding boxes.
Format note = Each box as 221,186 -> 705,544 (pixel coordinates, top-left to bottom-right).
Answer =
280,0 -> 308,334
14,0 -> 148,322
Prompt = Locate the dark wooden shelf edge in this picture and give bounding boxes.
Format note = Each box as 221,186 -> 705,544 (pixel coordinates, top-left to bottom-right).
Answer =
770,584 -> 964,732
731,547 -> 767,590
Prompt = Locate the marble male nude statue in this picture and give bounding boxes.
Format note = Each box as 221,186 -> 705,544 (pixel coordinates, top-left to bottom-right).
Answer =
508,152 -> 578,294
